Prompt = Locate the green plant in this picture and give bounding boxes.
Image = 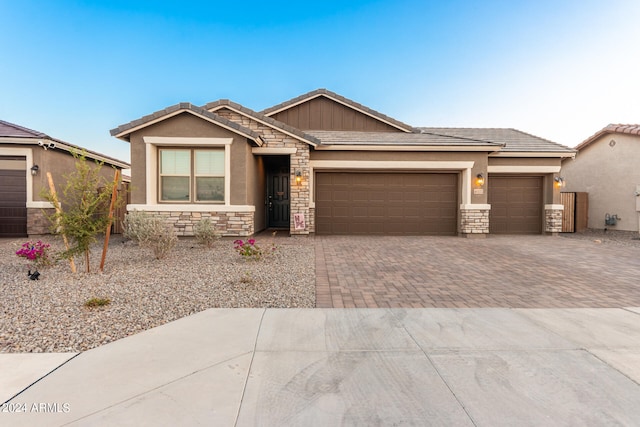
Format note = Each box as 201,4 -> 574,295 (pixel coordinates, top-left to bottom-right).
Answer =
144,217 -> 178,259
233,238 -> 262,261
15,240 -> 53,269
123,210 -> 178,259
123,210 -> 154,244
194,218 -> 220,248
42,151 -> 122,272
84,297 -> 111,308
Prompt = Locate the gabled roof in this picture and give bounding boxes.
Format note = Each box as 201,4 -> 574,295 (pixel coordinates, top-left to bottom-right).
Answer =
110,103 -> 261,144
419,127 -> 575,156
261,88 -> 416,133
203,99 -> 321,146
574,124 -> 640,151
307,130 -> 503,151
1,119 -> 129,169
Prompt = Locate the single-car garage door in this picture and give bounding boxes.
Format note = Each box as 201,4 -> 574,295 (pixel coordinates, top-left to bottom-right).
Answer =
315,172 -> 458,235
489,175 -> 542,234
0,156 -> 28,237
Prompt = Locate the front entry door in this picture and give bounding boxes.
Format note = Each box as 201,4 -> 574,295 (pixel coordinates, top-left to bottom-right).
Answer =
267,167 -> 290,228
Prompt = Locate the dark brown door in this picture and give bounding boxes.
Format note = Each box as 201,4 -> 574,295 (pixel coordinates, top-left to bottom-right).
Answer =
0,157 -> 28,237
315,172 -> 458,235
267,167 -> 290,228
489,176 -> 542,234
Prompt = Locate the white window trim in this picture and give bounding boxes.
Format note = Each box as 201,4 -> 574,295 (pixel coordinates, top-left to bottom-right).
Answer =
308,160 -> 475,207
143,137 -> 232,206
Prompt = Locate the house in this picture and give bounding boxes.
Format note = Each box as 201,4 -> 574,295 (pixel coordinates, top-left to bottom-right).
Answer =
110,89 -> 574,237
561,124 -> 640,232
0,120 -> 130,237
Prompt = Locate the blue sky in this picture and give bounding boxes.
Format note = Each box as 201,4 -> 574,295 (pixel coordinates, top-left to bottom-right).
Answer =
2,1 -> 639,163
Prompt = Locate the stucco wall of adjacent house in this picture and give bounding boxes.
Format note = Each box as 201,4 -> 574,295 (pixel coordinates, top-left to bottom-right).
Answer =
562,133 -> 640,232
31,147 -> 118,202
128,113 -> 250,205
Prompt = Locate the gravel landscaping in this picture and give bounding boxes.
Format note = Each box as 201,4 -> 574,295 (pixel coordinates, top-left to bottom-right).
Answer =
0,234 -> 315,353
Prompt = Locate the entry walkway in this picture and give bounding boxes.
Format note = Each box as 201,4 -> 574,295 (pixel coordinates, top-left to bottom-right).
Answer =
315,235 -> 640,308
3,308 -> 640,425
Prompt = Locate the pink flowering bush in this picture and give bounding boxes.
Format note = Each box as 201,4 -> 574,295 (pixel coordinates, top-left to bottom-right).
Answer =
233,238 -> 262,261
15,240 -> 52,269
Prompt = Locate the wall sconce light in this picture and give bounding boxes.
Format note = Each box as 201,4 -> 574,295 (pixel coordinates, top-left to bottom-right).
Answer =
554,176 -> 565,189
475,173 -> 485,186
30,165 -> 39,176
295,170 -> 302,185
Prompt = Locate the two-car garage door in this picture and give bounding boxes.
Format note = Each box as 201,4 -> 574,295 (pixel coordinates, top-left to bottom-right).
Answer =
315,172 -> 458,235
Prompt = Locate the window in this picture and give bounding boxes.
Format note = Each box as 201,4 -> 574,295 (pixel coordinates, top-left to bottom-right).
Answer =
159,149 -> 224,203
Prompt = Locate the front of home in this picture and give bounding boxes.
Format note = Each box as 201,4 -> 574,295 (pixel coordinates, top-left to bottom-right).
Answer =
111,89 -> 574,237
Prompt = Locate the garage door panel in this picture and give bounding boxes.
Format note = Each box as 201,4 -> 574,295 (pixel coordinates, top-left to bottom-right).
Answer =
315,172 -> 458,235
0,163 -> 28,237
489,176 -> 542,235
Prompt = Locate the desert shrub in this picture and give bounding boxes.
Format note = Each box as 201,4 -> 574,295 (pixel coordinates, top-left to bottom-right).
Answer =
124,210 -> 177,259
146,219 -> 178,259
194,218 -> 220,248
123,210 -> 154,244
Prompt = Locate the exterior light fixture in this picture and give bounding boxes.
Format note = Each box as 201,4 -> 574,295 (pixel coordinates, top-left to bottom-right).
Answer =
30,165 -> 39,176
554,176 -> 565,189
475,173 -> 485,186
295,170 -> 302,185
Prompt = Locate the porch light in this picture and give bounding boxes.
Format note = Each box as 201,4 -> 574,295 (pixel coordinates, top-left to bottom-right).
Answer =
295,170 -> 302,185
475,173 -> 485,186
554,176 -> 565,189
30,165 -> 39,176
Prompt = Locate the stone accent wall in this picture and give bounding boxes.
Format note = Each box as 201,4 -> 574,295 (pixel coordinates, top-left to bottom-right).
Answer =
217,109 -> 311,235
545,208 -> 563,234
141,210 -> 254,237
460,208 -> 490,235
27,208 -> 55,235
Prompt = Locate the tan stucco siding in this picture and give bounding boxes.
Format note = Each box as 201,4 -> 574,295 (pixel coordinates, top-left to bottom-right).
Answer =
128,113 -> 250,205
562,134 -> 640,231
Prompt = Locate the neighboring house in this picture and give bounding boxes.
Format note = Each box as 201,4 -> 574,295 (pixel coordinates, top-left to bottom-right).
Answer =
561,124 -> 640,232
0,120 -> 130,237
110,89 -> 574,237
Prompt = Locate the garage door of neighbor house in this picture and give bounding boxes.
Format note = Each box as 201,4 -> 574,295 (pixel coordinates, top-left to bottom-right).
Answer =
0,156 -> 28,237
488,175 -> 542,234
315,172 -> 458,235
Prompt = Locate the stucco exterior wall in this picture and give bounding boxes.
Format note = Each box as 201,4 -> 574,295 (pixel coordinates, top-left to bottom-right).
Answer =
562,134 -> 640,232
128,113 -> 248,205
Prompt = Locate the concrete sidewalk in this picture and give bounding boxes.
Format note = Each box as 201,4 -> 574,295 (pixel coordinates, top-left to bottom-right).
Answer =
3,307 -> 640,426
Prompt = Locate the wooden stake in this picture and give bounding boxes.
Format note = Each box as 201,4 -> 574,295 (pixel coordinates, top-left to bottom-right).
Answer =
99,169 -> 120,272
46,172 -> 77,273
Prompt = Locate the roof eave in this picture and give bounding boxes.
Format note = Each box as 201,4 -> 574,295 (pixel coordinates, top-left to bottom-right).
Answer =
313,144 -> 503,152
490,151 -> 576,158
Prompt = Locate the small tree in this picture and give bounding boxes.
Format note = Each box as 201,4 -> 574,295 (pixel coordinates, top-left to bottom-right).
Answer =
43,151 -> 121,272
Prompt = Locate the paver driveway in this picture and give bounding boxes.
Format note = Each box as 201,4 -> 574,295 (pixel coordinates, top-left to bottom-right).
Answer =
315,235 -> 640,308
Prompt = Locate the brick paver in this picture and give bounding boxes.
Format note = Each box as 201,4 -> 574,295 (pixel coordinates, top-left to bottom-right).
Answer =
315,235 -> 640,308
